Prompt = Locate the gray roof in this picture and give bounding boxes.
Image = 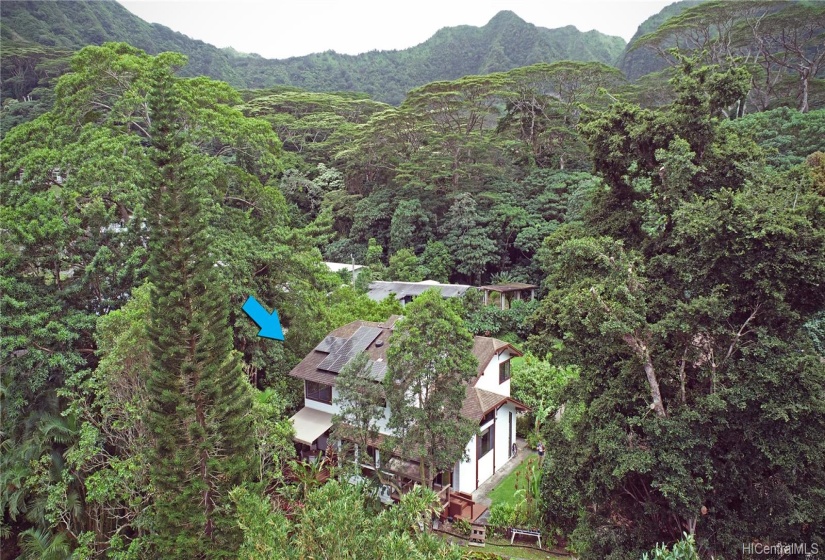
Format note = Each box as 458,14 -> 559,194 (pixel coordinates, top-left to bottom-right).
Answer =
367,280 -> 474,302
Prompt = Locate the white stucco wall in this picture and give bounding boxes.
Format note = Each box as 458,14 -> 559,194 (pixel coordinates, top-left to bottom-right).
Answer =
476,418 -> 496,487
474,348 -> 513,396
495,402 -> 517,470
453,402 -> 518,494
456,437 -> 476,494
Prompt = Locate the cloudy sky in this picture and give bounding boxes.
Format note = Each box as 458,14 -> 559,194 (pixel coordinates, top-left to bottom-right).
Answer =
118,0 -> 674,60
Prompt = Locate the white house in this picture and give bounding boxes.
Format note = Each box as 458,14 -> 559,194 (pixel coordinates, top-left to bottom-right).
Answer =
288,315 -> 525,496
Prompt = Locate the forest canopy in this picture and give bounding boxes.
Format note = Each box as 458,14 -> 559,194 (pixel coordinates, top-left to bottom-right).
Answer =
1,1 -> 824,557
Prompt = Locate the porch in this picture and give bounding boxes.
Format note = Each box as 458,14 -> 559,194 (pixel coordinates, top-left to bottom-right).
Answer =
479,283 -> 537,310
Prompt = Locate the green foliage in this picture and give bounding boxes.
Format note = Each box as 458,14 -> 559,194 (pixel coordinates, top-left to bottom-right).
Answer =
2,6 -> 824,557
532,60 -> 825,559
17,527 -> 72,560
452,517 -> 472,536
420,241 -> 454,283
388,248 -> 426,282
390,199 -> 433,254
487,503 -> 519,534
322,285 -> 403,329
623,1 -> 825,113
641,533 -> 699,560
618,1 -> 702,80
805,311 -> 825,356
442,194 -> 497,283
332,352 -> 386,471
143,61 -> 256,557
510,354 -> 579,445
722,107 -> 825,169
464,299 -> 539,341
385,290 -> 479,488
232,481 -> 460,560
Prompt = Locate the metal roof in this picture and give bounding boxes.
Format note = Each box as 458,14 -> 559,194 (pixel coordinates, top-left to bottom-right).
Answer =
367,280 -> 474,302
478,282 -> 537,292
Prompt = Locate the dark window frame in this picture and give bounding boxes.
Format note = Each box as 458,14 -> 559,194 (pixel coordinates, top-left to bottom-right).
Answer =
499,359 -> 511,384
477,425 -> 495,458
306,380 -> 333,404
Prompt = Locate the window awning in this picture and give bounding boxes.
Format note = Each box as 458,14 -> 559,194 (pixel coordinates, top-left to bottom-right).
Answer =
290,407 -> 334,445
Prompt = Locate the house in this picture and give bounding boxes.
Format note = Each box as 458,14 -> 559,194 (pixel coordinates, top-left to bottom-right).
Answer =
324,261 -> 365,277
366,280 -> 474,305
288,315 -> 526,498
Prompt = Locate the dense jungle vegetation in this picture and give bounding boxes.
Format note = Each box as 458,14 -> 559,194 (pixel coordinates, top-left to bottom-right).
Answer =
1,1 -> 824,558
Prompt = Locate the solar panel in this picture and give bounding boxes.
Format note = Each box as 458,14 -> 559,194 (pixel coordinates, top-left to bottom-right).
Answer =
315,335 -> 346,353
365,360 -> 387,381
318,326 -> 383,373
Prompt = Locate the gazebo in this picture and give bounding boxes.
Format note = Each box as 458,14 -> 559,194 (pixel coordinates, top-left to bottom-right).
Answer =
479,283 -> 537,310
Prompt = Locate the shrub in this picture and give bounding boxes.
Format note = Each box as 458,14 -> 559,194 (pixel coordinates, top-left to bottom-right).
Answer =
641,533 -> 700,560
487,503 -> 517,535
452,517 -> 472,536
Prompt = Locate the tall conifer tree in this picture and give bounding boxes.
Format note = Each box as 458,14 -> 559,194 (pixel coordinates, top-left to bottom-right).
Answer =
144,57 -> 254,558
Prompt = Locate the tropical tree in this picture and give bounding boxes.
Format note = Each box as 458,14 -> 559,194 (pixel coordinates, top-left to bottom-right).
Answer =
232,481 -> 459,560
442,193 -> 497,283
388,248 -> 426,282
532,59 -> 825,559
384,290 -> 478,488
142,58 -> 256,558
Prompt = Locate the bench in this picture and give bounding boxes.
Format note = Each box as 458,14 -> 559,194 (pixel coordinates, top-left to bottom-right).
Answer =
510,527 -> 542,548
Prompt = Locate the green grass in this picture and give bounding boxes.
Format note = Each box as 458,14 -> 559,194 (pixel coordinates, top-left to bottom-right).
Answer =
486,455 -> 539,507
474,540 -> 567,559
440,533 -> 568,559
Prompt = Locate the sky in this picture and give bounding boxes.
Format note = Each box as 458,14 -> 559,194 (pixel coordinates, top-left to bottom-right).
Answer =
118,0 -> 675,60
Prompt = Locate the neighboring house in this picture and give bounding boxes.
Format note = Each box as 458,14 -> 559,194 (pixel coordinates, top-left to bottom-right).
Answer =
288,315 -> 525,496
367,280 -> 474,305
324,261 -> 365,276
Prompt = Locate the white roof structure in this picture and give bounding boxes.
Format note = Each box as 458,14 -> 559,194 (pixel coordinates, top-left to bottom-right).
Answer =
366,280 -> 474,303
290,407 -> 334,445
325,262 -> 365,273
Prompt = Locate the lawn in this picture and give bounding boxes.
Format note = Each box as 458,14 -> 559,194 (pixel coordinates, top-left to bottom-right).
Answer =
439,532 -> 568,559
486,455 -> 540,507
469,539 -> 568,559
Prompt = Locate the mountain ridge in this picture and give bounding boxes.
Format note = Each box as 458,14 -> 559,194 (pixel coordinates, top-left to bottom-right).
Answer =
1,0 -> 625,104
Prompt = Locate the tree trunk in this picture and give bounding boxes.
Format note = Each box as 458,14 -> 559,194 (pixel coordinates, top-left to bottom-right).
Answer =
800,68 -> 809,113
623,333 -> 666,417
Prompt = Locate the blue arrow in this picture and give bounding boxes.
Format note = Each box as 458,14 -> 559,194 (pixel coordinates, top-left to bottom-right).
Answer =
242,296 -> 284,341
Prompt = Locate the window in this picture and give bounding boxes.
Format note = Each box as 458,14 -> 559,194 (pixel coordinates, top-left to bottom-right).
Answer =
477,426 -> 495,458
499,359 -> 511,383
306,380 -> 332,404
480,409 -> 495,426
367,445 -> 379,467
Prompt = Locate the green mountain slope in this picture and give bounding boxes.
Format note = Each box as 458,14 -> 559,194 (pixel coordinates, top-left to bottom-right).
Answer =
0,0 -> 244,85
617,0 -> 703,80
1,2 -> 625,105
234,11 -> 625,104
